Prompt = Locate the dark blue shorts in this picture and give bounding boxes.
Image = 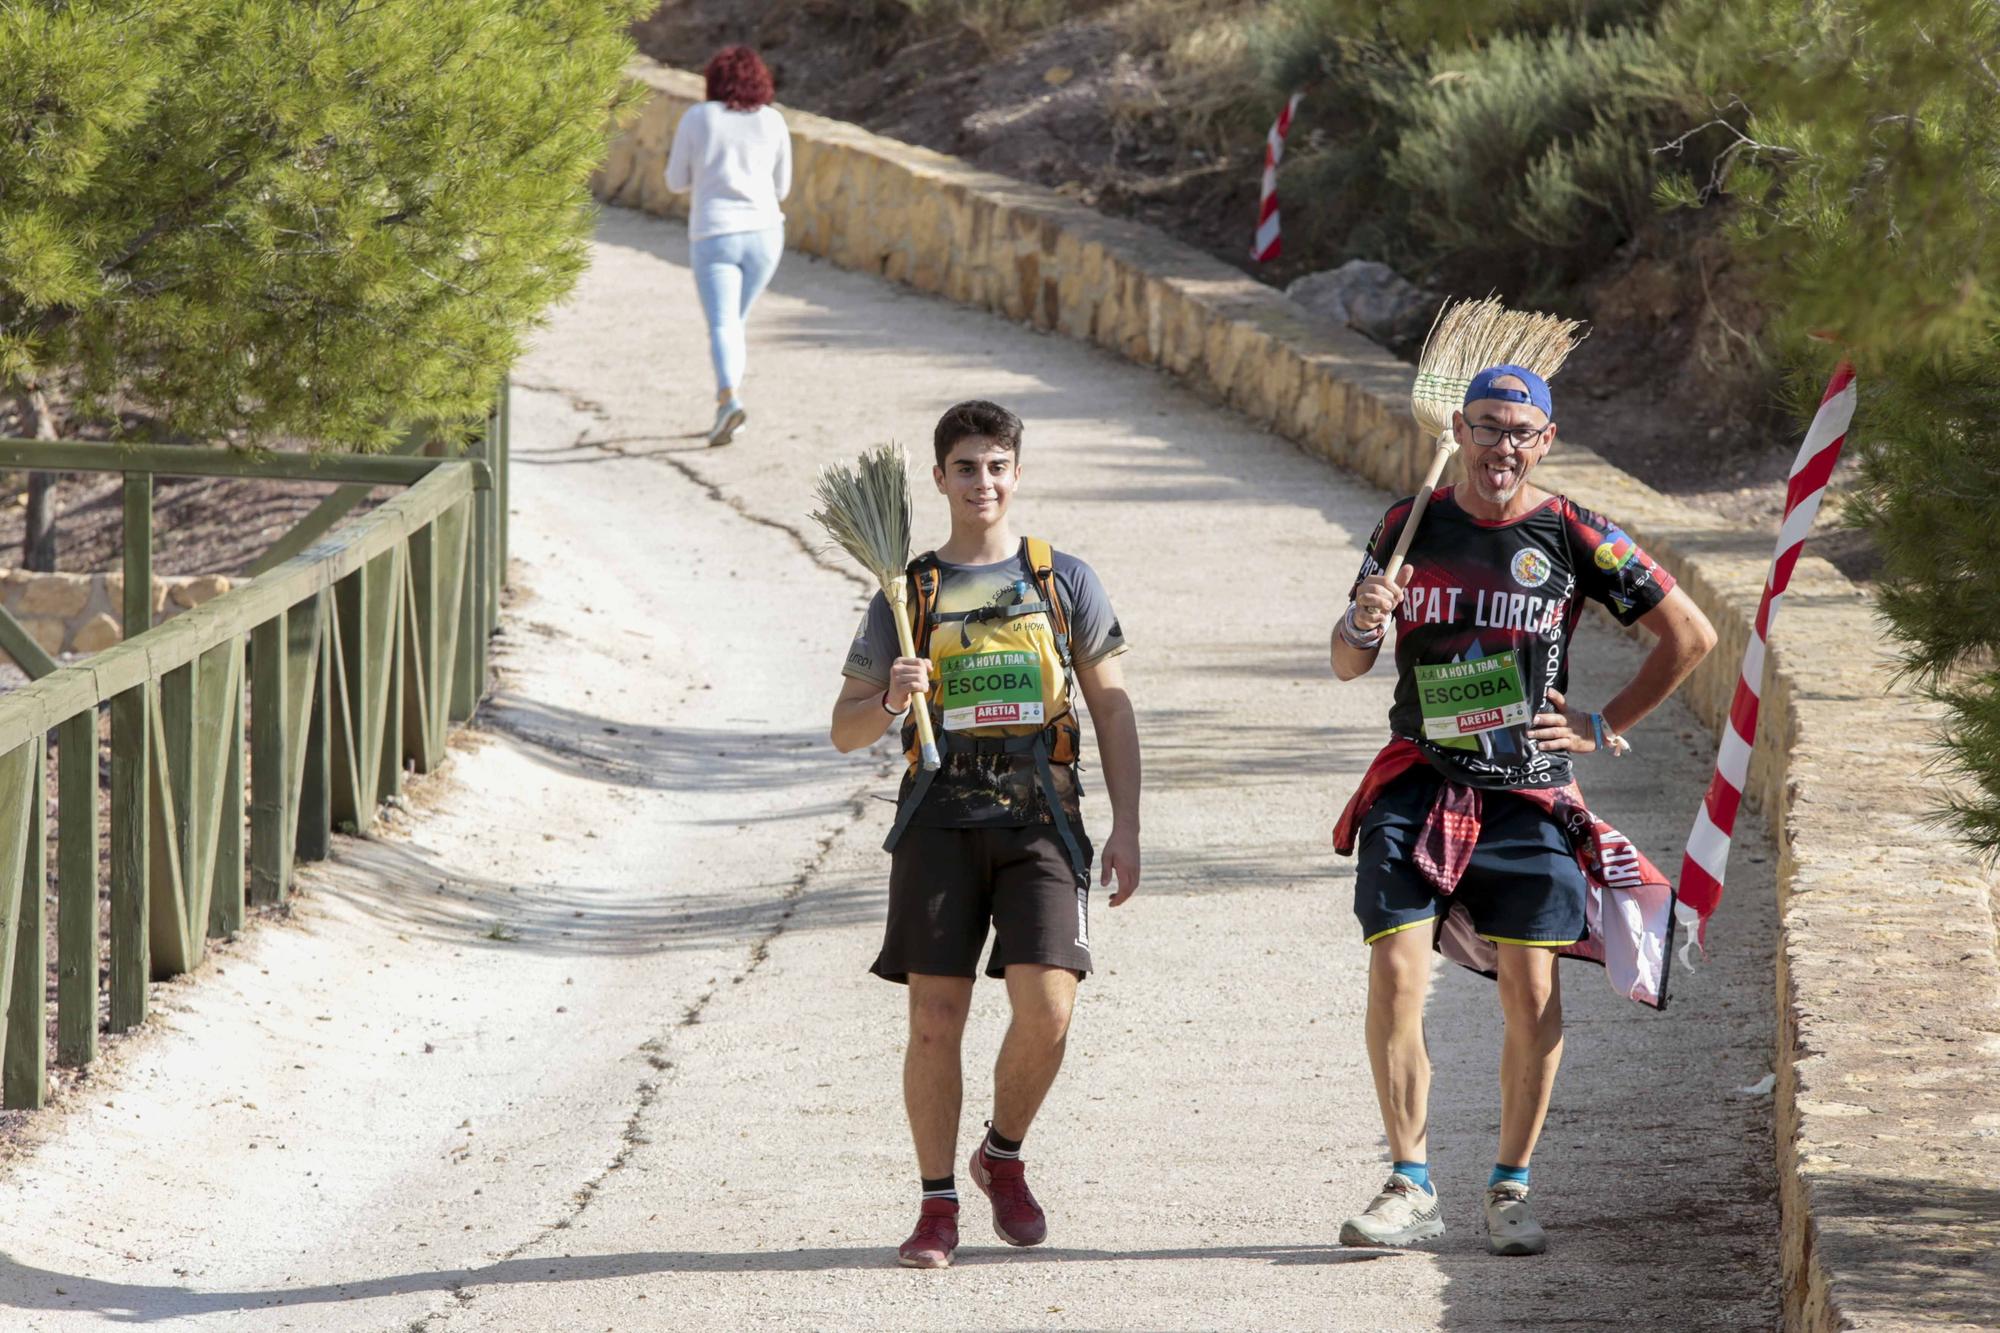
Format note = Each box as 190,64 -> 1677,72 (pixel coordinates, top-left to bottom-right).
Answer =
1353,768 -> 1589,948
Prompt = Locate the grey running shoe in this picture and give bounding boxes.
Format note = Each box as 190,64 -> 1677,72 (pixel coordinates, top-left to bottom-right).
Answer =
1338,1173 -> 1445,1248
707,400 -> 746,447
1484,1180 -> 1548,1256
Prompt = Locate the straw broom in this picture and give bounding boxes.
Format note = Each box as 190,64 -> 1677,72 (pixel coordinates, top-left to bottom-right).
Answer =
1386,296 -> 1586,579
811,444 -> 941,771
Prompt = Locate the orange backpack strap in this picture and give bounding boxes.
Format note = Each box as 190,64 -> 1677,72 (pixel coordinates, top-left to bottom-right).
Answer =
1023,537 -> 1072,668
1023,539 -> 1087,875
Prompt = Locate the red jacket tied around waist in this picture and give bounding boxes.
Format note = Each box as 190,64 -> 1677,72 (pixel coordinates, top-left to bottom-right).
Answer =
1335,739 -> 1679,1009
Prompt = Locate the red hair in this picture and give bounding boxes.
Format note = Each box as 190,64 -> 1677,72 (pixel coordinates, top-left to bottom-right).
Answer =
704,46 -> 774,112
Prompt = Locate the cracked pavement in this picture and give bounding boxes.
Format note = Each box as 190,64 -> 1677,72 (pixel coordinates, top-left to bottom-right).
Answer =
0,209 -> 1781,1330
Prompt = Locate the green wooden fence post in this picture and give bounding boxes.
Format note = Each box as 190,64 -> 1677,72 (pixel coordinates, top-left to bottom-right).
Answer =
450,495 -> 480,724
249,618 -> 287,903
209,637 -> 245,939
404,523 -> 439,772
497,380 -> 511,579
3,734 -> 47,1109
144,685 -> 188,980
329,563 -> 384,833
122,473 -> 152,639
109,683 -> 150,1031
152,661 -> 195,975
296,591 -> 333,864
56,710 -> 99,1066
431,498 -> 467,748
474,480 -> 492,705
378,549 -> 405,803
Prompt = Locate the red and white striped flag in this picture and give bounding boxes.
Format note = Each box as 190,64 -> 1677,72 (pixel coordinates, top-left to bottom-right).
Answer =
1252,91 -> 1303,263
1678,362 -> 1858,950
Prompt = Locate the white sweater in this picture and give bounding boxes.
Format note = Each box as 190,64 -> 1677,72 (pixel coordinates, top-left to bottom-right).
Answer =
665,102 -> 793,242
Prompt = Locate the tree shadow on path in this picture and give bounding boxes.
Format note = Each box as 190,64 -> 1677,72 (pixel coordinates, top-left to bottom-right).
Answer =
310,831 -> 880,957
0,1244 -> 1398,1323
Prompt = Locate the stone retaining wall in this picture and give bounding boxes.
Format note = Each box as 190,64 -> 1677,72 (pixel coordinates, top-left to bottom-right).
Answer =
598,60 -> 2000,1330
1,570 -> 232,657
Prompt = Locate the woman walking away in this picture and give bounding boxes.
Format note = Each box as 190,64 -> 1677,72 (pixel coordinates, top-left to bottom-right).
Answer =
666,46 -> 792,447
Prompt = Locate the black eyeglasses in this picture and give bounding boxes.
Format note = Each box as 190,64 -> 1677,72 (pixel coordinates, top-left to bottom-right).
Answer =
1466,422 -> 1551,449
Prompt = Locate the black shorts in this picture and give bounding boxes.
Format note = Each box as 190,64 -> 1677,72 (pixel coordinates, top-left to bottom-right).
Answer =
1353,769 -> 1588,948
871,823 -> 1094,984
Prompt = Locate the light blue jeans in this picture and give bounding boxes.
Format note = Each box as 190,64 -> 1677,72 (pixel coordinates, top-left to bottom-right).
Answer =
691,226 -> 784,398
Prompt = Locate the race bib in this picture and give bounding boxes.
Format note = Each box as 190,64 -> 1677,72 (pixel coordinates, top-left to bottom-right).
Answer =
938,651 -> 1046,731
1414,652 -> 1529,740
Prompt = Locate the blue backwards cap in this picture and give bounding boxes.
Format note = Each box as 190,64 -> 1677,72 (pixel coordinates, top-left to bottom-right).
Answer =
1464,364 -> 1553,419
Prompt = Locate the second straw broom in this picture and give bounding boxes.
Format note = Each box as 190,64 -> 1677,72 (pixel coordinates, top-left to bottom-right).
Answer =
1390,296 -> 1586,579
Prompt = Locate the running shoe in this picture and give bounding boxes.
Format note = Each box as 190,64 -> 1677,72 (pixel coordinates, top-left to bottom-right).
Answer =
897,1197 -> 959,1269
1338,1172 -> 1446,1248
968,1143 -> 1048,1247
707,399 -> 746,447
1483,1180 -> 1547,1256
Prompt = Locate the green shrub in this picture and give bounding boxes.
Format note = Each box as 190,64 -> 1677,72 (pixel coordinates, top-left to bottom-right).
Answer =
1256,0 -> 1667,75
1247,1 -> 1698,290
1386,25 -> 1697,287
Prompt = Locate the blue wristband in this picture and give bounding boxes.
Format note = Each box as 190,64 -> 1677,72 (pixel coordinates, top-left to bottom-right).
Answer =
1590,712 -> 1606,749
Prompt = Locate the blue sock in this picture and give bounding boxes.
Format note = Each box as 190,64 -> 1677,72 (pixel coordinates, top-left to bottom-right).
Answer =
1489,1162 -> 1531,1189
1392,1160 -> 1432,1193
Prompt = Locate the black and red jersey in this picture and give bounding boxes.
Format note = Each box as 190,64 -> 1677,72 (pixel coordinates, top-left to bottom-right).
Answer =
1349,486 -> 1675,791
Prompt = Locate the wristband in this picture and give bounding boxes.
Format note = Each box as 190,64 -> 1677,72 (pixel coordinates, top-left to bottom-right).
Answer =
1339,604 -> 1385,649
881,689 -> 904,717
1589,712 -> 1606,749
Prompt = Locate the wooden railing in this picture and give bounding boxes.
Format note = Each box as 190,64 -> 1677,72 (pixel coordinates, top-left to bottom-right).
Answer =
0,395 -> 509,1109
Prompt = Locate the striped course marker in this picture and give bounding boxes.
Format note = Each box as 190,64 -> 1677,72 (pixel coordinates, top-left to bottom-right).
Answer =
1252,91 -> 1303,264
1678,362 -> 1858,950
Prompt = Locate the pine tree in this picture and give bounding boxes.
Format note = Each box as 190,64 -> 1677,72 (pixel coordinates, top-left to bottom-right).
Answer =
1681,0 -> 2000,849
0,0 -> 648,562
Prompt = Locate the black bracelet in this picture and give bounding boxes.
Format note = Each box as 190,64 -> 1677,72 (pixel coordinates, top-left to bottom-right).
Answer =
880,690 -> 903,716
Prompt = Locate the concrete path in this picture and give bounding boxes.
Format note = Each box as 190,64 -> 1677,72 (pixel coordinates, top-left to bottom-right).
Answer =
0,208 -> 1780,1330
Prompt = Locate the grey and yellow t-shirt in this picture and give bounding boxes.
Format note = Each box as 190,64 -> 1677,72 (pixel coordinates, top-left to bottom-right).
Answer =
844,543 -> 1126,828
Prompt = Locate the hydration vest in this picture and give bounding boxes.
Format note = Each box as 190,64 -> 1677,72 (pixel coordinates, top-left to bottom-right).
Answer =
882,537 -> 1089,880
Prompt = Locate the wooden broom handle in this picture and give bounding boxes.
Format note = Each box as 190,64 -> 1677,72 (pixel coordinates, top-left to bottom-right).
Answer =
1383,436 -> 1460,582
885,580 -> 941,771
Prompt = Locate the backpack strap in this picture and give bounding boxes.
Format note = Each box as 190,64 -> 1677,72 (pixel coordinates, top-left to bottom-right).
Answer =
906,551 -> 941,661
1023,537 -> 1073,672
1034,734 -> 1091,881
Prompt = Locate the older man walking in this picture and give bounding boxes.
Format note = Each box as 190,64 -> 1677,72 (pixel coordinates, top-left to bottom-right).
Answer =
1329,364 -> 1716,1255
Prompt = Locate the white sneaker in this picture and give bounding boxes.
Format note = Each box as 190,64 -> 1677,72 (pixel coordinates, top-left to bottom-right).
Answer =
1338,1173 -> 1445,1248
1484,1180 -> 1547,1255
707,400 -> 746,447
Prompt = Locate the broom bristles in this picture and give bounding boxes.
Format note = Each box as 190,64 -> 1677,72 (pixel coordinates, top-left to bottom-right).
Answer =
1410,296 -> 1587,437
810,443 -> 914,590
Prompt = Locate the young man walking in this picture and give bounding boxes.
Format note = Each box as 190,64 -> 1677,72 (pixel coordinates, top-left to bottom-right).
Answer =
1329,366 -> 1715,1255
831,400 -> 1142,1269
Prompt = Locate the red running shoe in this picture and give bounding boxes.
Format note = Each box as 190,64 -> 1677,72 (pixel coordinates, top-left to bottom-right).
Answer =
897,1197 -> 959,1269
968,1143 -> 1048,1246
